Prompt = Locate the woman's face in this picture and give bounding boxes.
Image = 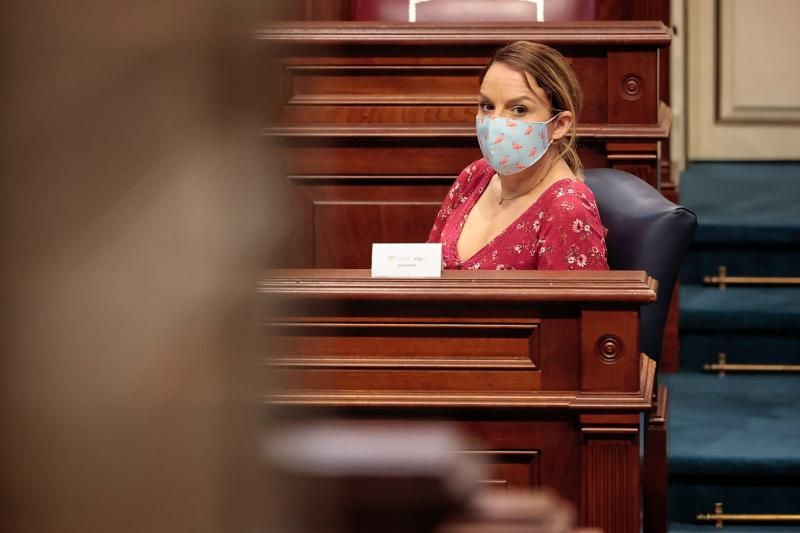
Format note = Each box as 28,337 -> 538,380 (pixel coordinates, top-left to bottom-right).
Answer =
478,62 -> 572,141
478,62 -> 553,121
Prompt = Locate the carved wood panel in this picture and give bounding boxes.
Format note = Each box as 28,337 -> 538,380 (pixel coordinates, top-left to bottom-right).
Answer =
270,321 -> 540,368
460,450 -> 540,489
580,415 -> 641,533
456,418 -> 582,504
580,309 -> 640,392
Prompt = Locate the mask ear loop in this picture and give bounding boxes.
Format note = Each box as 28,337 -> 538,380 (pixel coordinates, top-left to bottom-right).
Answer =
546,110 -> 569,150
544,112 -> 561,149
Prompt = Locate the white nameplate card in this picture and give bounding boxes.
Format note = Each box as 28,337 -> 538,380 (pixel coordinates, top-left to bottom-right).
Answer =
371,243 -> 442,278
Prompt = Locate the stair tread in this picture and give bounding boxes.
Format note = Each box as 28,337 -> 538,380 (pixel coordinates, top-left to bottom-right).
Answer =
682,163 -> 800,244
670,524 -> 800,532
662,374 -> 800,477
681,248 -> 800,283
679,333 -> 800,371
693,222 -> 800,244
681,286 -> 800,331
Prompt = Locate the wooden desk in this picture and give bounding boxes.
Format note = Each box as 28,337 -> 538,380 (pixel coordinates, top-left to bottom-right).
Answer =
256,22 -> 671,268
259,269 -> 657,533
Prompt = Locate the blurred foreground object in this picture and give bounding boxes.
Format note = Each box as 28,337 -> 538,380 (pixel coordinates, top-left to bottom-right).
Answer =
265,422 -> 482,533
440,490 -> 601,533
264,421 -> 596,533
0,1 -> 272,532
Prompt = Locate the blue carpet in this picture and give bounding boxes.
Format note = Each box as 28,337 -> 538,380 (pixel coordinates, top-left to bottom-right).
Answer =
669,481 -> 800,524
663,374 -> 800,478
670,163 -> 800,531
670,525 -> 800,532
665,374 -> 800,522
681,245 -> 800,284
681,286 -> 800,332
680,163 -> 800,244
680,333 -> 800,371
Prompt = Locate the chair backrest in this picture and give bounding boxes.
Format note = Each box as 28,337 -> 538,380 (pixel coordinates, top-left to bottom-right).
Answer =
583,168 -> 697,365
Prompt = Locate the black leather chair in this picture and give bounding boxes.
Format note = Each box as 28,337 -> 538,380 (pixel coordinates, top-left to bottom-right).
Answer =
583,168 -> 697,533
583,168 -> 697,365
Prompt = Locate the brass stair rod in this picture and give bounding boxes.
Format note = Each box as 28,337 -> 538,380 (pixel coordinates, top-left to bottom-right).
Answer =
704,353 -> 800,376
704,265 -> 800,289
698,502 -> 800,528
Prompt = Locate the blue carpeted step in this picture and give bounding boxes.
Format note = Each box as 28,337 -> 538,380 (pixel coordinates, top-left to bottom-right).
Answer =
669,481 -> 800,525
664,374 -> 800,478
681,245 -> 800,284
670,524 -> 800,532
680,162 -> 800,245
663,374 -> 800,521
680,332 -> 800,371
680,286 -> 800,333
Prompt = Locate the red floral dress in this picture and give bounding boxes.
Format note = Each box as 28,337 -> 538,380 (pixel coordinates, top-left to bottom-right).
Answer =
427,159 -> 609,271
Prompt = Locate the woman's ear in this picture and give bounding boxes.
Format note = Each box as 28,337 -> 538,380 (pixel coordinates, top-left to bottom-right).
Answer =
550,111 -> 573,141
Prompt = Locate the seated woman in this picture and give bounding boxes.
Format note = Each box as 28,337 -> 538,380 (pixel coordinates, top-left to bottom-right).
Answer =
428,41 -> 608,271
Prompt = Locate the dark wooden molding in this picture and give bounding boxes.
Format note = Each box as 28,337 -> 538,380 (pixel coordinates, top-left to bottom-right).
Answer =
262,102 -> 671,139
264,366 -> 655,409
263,352 -> 656,409
263,120 -> 671,140
268,320 -> 540,370
643,384 -> 669,533
255,21 -> 672,46
650,383 -> 668,425
286,174 -> 457,182
259,269 -> 658,302
267,356 -> 538,369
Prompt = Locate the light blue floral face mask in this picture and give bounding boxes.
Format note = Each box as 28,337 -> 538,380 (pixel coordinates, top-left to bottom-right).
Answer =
476,114 -> 559,176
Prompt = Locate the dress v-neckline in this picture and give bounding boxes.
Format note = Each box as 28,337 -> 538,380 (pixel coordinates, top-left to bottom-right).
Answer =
454,171 -> 575,265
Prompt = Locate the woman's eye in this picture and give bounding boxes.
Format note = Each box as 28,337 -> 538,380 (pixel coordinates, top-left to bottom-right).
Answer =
510,106 -> 528,116
479,102 -> 494,112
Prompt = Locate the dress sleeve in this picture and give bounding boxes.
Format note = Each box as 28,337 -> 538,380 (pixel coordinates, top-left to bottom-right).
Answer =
535,185 -> 609,270
427,161 -> 482,243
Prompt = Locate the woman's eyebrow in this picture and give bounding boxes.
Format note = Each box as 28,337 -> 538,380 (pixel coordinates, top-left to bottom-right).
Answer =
505,96 -> 537,106
478,93 -> 538,106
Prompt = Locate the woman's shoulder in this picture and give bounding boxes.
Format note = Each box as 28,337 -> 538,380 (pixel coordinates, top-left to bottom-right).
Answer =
455,158 -> 494,187
446,158 -> 494,201
541,177 -> 600,211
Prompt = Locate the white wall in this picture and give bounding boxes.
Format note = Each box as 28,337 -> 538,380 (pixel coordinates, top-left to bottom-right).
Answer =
685,0 -> 800,160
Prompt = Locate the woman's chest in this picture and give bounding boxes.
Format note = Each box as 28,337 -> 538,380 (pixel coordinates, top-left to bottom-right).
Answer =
443,205 -> 544,270
456,199 -> 534,261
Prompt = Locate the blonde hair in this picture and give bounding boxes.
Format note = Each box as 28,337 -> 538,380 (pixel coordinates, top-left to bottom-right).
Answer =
480,41 -> 583,174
